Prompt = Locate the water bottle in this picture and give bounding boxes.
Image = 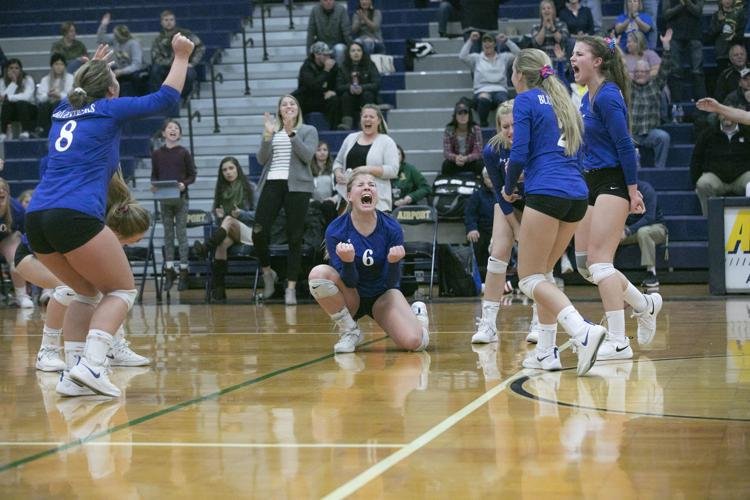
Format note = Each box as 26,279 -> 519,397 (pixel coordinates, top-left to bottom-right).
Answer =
671,104 -> 678,124
676,105 -> 684,123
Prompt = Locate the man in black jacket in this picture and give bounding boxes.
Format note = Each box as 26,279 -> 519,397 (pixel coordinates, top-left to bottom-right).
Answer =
292,41 -> 340,130
691,109 -> 750,216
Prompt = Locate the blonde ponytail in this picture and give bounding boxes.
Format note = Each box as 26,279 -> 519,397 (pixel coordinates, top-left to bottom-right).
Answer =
514,48 -> 582,156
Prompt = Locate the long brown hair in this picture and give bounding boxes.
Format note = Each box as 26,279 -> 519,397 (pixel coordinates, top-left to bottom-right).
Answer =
105,170 -> 151,238
0,178 -> 12,230
576,35 -> 632,112
69,59 -> 114,108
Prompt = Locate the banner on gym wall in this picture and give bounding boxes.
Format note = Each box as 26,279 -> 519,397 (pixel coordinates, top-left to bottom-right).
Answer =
724,207 -> 750,292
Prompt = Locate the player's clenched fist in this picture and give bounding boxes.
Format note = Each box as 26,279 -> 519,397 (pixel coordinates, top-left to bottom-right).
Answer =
336,242 -> 355,262
387,245 -> 405,263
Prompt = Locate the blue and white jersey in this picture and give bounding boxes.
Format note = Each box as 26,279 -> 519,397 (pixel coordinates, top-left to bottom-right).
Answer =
580,81 -> 638,185
506,88 -> 587,200
325,210 -> 404,298
28,86 -> 180,220
483,142 -> 525,215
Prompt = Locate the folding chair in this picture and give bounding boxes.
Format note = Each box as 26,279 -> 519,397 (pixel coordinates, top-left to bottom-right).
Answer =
392,205 -> 438,300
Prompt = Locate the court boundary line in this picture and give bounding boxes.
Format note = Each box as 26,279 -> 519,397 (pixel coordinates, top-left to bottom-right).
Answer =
511,353 -> 750,422
322,368 -> 532,500
0,441 -> 405,449
0,336 -> 388,474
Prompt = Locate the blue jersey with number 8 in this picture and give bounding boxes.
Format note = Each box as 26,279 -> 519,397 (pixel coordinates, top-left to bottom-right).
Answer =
325,210 -> 404,298
27,86 -> 180,220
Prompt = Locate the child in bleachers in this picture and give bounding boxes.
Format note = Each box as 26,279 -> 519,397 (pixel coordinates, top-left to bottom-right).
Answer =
150,119 -> 196,292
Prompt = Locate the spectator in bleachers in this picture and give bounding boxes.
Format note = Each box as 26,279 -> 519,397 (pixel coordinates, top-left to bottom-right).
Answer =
336,41 -> 380,130
585,0 -> 603,34
0,46 -> 6,74
150,119 -> 196,292
50,21 -> 89,74
0,177 -> 33,308
631,29 -> 674,169
97,13 -> 145,97
17,189 -> 33,210
307,0 -> 352,66
35,54 -> 73,137
0,59 -> 36,141
199,156 -> 255,302
529,0 -> 570,61
663,0 -> 706,101
714,43 -> 748,103
465,168 -> 496,280
255,95 -> 318,305
392,144 -> 431,207
438,0 -> 463,38
709,0 -> 746,76
441,99 -> 485,176
333,104 -> 398,211
690,108 -> 750,216
624,30 -> 661,78
463,0 -> 501,31
724,67 -> 750,112
559,0 -> 596,38
149,10 -> 205,99
311,141 -> 340,224
459,31 -> 519,127
614,0 -> 656,51
351,0 -> 385,55
293,41 -> 340,131
619,180 -> 667,288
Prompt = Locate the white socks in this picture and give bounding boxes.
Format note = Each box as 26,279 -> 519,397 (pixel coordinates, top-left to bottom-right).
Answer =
605,310 -> 626,342
83,329 -> 115,366
481,299 -> 500,324
331,308 -> 357,334
557,305 -> 588,339
624,282 -> 649,313
41,326 -> 62,347
537,323 -> 558,351
64,341 -> 85,369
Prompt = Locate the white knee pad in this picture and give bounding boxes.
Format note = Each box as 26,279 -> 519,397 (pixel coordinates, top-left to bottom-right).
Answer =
309,278 -> 339,300
52,285 -> 76,307
108,289 -> 138,311
486,257 -> 508,274
518,274 -> 547,300
544,271 -> 555,284
575,252 -> 594,284
73,292 -> 103,306
589,262 -> 617,285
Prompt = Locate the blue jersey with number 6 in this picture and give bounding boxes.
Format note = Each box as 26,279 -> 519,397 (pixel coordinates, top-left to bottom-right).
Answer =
325,210 -> 404,298
27,86 -> 180,220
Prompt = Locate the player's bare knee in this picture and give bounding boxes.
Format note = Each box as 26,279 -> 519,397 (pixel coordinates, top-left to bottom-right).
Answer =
308,264 -> 337,281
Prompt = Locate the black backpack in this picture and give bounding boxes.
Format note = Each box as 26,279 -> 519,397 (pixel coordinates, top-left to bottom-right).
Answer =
431,175 -> 478,220
438,244 -> 481,297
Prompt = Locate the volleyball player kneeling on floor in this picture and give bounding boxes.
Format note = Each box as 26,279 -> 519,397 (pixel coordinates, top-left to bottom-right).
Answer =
308,171 -> 429,354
